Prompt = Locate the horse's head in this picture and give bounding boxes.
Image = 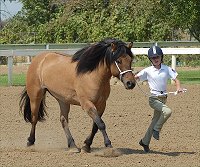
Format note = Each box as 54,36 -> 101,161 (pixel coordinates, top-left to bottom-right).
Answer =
110,41 -> 136,89
72,38 -> 135,90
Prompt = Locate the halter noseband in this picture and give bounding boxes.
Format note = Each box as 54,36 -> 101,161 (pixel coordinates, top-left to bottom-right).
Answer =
114,61 -> 133,81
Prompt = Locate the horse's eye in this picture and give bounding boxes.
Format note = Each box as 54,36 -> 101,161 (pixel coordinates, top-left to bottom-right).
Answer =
116,60 -> 121,64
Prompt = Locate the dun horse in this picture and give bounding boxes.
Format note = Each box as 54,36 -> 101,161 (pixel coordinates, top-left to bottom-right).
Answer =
19,38 -> 136,153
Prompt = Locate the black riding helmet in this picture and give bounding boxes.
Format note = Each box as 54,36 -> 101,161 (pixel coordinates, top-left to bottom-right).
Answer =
148,45 -> 163,62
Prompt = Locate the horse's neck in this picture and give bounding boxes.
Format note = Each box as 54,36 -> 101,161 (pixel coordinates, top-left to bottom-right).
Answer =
96,63 -> 112,83
84,63 -> 112,88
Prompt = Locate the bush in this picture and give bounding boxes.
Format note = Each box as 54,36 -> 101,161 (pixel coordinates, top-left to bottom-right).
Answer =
0,57 -> 7,65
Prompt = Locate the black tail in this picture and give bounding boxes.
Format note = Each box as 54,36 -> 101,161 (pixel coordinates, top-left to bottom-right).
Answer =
19,88 -> 47,122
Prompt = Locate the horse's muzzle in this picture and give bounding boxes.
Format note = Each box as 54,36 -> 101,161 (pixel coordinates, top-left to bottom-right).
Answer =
126,81 -> 136,89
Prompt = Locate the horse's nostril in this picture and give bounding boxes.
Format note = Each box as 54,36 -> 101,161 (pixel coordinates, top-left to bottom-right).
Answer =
127,81 -> 135,89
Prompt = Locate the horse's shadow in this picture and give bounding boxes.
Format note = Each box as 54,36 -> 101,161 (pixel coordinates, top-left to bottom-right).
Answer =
91,147 -> 196,157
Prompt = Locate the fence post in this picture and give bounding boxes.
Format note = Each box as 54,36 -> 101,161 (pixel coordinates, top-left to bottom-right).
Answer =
171,55 -> 176,84
46,44 -> 49,50
26,56 -> 31,64
7,54 -> 13,86
171,55 -> 176,70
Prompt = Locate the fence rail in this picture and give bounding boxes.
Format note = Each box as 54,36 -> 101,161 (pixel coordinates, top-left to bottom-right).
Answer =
0,41 -> 200,86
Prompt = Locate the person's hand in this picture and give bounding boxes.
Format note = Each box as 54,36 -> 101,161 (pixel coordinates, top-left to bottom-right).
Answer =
177,88 -> 187,93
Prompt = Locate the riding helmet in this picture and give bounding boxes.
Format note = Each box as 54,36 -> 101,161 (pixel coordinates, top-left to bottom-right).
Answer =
148,45 -> 163,62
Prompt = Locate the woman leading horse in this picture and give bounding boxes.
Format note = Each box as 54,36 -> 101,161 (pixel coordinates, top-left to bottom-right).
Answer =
19,38 -> 136,153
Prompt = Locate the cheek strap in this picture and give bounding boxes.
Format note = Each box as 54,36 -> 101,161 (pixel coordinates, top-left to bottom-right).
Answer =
114,61 -> 133,81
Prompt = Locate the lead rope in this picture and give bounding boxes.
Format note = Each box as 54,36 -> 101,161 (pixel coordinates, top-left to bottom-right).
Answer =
135,80 -> 151,97
135,79 -> 187,97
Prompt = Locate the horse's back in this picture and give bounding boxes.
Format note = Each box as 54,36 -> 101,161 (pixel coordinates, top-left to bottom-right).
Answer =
30,52 -> 71,66
26,52 -> 75,91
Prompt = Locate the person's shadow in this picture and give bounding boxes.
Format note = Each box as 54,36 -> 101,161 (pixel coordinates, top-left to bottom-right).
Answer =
116,147 -> 196,156
91,147 -> 196,157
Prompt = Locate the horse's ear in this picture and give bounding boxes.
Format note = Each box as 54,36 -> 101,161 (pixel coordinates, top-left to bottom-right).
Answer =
127,42 -> 133,49
111,42 -> 117,52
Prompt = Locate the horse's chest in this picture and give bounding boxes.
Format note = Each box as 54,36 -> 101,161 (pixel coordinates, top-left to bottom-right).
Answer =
81,85 -> 110,102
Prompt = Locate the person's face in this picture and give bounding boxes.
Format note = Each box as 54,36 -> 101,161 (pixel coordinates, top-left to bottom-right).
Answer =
150,56 -> 162,66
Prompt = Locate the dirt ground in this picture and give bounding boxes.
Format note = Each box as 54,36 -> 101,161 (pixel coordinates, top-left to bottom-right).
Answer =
0,82 -> 199,167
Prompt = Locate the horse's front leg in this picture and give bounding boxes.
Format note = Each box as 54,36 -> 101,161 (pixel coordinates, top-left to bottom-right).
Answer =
94,113 -> 112,147
81,101 -> 112,152
82,122 -> 98,152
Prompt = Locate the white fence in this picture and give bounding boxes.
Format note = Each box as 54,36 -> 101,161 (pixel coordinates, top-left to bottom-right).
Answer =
0,49 -> 79,86
132,47 -> 200,74
0,41 -> 200,86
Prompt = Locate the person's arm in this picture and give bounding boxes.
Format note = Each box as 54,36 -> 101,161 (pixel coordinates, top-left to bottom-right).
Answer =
173,77 -> 184,93
134,74 -> 140,80
134,70 -> 143,81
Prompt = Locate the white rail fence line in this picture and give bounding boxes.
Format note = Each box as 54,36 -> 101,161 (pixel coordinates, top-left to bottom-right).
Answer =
0,47 -> 200,86
0,49 -> 79,86
132,47 -> 200,70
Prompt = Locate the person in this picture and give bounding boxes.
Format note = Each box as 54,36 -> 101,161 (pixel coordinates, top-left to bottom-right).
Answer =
135,45 -> 184,153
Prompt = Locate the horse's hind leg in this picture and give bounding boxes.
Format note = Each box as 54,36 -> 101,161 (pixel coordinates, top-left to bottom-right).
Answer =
58,100 -> 80,153
27,97 -> 43,146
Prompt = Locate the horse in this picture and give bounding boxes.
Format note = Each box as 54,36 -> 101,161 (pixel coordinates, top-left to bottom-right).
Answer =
19,38 -> 136,153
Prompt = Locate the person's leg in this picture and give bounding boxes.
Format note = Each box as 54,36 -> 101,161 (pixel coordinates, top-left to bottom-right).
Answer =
140,97 -> 170,152
150,96 -> 172,140
154,104 -> 172,132
142,109 -> 160,145
144,97 -> 170,142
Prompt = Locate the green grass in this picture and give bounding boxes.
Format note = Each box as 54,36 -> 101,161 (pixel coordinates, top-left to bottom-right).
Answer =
0,69 -> 200,86
177,70 -> 200,84
0,73 -> 26,86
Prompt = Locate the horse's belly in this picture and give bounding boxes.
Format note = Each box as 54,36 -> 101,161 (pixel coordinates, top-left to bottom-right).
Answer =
47,89 -> 80,105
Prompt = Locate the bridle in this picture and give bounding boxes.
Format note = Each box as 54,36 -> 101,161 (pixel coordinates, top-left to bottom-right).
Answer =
114,61 -> 133,81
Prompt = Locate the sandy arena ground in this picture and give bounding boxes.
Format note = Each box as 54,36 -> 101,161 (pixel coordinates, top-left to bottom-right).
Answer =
0,82 -> 199,167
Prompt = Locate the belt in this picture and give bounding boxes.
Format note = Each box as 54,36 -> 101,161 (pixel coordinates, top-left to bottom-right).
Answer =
150,94 -> 168,98
152,89 -> 166,94
157,95 -> 167,98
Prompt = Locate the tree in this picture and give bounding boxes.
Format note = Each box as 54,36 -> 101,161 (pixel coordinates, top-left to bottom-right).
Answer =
1,0 -> 200,43
19,0 -> 60,26
159,0 -> 200,41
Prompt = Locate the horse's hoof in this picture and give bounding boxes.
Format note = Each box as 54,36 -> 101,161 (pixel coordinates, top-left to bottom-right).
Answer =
68,147 -> 80,153
81,145 -> 91,153
27,137 -> 35,146
27,141 -> 34,147
107,145 -> 113,148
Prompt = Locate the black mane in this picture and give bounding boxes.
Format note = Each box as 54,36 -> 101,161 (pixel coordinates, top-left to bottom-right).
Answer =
71,38 -> 133,75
